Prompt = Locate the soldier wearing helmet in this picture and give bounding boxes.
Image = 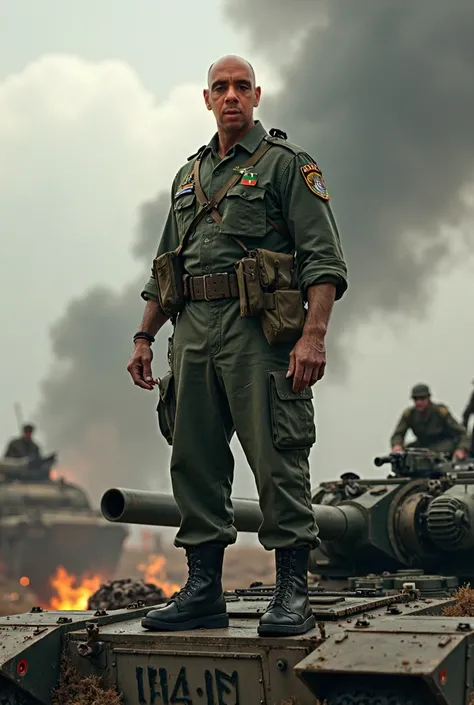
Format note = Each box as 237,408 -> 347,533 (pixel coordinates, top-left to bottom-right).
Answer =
390,384 -> 469,460
3,423 -> 41,460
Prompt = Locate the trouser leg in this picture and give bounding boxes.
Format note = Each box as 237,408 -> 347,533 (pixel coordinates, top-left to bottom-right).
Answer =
215,303 -> 319,551
170,303 -> 237,548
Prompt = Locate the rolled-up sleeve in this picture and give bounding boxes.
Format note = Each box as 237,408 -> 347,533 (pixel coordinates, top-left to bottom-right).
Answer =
140,179 -> 181,302
279,151 -> 348,300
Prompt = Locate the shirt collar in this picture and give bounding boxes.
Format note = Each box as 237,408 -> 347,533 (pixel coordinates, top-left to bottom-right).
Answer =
205,120 -> 268,157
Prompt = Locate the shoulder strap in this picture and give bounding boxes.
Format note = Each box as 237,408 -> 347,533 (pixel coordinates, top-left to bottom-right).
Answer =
176,140 -> 273,255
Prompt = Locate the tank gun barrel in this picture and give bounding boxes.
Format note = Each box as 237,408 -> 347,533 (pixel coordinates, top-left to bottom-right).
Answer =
100,488 -> 365,542
373,455 -> 392,467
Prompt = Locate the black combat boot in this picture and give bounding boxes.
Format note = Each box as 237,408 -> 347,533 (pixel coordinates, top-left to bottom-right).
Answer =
257,548 -> 315,637
141,543 -> 229,631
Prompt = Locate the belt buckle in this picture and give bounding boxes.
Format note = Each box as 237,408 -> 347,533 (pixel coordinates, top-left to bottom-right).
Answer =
203,272 -> 227,301
202,274 -> 212,301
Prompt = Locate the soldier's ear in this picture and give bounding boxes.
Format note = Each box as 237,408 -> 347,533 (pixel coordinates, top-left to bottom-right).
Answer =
203,88 -> 212,111
254,86 -> 261,108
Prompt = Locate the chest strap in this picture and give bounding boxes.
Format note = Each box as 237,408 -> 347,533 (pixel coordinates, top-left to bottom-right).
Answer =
175,140 -> 273,257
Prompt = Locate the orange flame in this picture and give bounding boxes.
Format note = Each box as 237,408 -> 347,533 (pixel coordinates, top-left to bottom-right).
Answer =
43,552 -> 180,611
48,566 -> 102,610
137,554 -> 180,597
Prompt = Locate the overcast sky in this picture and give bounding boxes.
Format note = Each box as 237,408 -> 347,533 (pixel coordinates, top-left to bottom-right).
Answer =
1,1 -> 473,511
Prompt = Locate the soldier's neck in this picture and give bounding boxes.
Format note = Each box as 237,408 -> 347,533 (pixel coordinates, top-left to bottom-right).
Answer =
216,121 -> 255,159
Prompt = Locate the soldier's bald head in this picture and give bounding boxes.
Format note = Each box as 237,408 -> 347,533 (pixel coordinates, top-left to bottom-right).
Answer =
207,55 -> 256,88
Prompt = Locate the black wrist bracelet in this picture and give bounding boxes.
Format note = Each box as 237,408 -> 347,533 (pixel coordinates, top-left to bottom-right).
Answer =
133,332 -> 155,344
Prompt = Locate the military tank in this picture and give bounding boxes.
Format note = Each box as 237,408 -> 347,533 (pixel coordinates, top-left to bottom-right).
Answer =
2,448 -> 474,705
0,452 -> 128,602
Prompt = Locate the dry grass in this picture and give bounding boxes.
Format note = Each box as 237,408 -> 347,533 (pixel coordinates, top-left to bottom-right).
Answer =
51,654 -> 122,705
442,584 -> 474,617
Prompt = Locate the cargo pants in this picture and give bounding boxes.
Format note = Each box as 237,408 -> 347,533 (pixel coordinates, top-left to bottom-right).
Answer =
162,298 -> 319,551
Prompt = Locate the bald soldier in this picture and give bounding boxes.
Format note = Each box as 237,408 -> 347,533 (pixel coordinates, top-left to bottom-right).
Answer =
127,55 -> 348,637
391,383 -> 469,460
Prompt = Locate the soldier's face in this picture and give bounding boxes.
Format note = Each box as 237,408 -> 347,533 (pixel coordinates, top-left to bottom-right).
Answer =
204,59 -> 261,133
414,396 -> 430,412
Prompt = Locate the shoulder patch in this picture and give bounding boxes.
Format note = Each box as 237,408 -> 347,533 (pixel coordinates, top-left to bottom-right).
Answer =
300,163 -> 329,200
403,407 -> 412,418
437,404 -> 448,416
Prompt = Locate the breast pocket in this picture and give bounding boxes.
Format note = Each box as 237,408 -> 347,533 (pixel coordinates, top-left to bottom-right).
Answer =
173,193 -> 196,239
220,184 -> 267,238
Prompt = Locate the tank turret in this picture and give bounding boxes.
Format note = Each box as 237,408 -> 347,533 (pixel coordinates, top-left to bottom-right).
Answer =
101,448 -> 474,587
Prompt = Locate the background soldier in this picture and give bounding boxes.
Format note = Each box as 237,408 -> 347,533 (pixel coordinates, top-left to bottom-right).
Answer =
390,383 -> 468,459
461,380 -> 474,457
3,423 -> 41,460
127,55 -> 348,637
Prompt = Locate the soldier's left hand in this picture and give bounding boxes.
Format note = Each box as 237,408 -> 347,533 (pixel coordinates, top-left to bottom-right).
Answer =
287,333 -> 326,393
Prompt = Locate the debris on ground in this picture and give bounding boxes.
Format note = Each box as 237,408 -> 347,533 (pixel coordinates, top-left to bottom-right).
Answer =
87,578 -> 167,610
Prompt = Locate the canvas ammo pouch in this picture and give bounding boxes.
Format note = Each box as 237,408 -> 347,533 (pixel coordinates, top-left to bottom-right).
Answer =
153,251 -> 185,318
235,247 -> 305,344
234,255 -> 264,317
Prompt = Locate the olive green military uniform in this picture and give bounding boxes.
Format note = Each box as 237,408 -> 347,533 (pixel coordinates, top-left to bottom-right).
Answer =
390,402 -> 470,455
4,436 -> 40,459
462,388 -> 474,456
142,121 -> 347,551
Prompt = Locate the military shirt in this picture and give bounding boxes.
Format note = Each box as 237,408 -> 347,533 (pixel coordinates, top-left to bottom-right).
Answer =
390,402 -> 470,452
141,121 -> 347,303
4,437 -> 41,459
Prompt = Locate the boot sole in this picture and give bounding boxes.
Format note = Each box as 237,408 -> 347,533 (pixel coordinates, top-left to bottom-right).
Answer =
257,614 -> 316,637
141,613 -> 229,632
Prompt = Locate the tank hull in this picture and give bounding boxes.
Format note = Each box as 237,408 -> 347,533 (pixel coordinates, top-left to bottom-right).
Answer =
0,583 -> 467,705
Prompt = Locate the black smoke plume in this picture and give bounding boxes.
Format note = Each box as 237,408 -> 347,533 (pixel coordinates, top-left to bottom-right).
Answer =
225,0 -> 474,338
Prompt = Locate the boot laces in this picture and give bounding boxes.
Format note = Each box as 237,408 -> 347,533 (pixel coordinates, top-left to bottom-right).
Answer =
175,549 -> 202,603
268,550 -> 296,609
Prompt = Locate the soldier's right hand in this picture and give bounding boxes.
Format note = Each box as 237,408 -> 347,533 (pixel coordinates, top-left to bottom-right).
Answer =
127,341 -> 157,391
391,445 -> 404,453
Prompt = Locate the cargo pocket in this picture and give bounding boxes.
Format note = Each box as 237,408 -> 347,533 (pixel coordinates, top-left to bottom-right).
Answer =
268,370 -> 316,450
156,370 -> 176,445
221,185 -> 266,237
173,192 -> 196,239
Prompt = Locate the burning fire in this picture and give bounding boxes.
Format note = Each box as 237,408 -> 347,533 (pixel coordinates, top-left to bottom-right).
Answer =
48,567 -> 102,610
137,554 -> 180,596
44,553 -> 180,610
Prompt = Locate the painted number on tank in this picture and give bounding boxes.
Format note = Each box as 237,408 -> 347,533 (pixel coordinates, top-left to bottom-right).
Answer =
136,665 -> 239,704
